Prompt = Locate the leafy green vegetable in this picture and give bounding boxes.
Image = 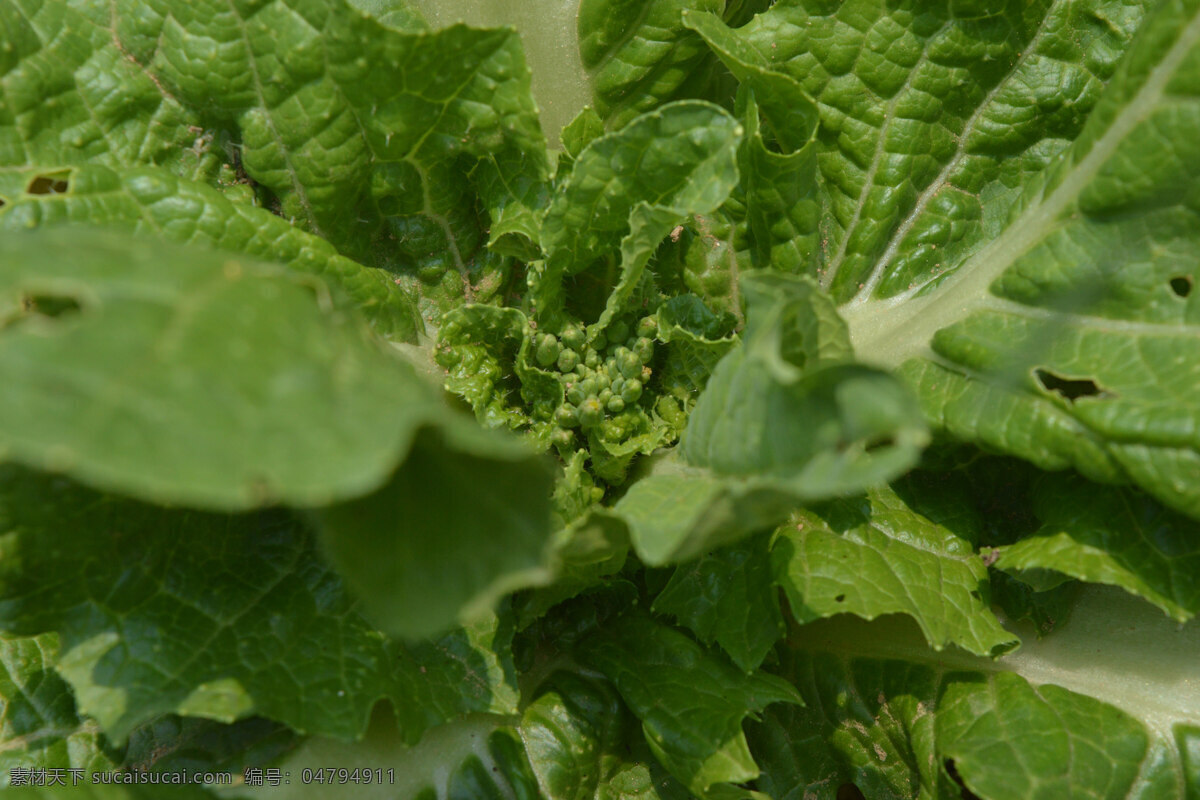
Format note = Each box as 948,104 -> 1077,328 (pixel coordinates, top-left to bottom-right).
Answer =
3,0 -> 1200,797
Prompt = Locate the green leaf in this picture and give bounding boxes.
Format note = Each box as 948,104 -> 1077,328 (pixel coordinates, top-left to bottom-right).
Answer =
788,0 -> 1200,519
0,466 -> 522,743
729,0 -> 1152,303
391,610 -> 523,745
520,670 -> 692,800
560,107 -> 606,161
574,614 -> 802,798
535,100 -> 743,328
236,676 -> 692,800
750,587 -> 1200,800
577,0 -> 726,128
652,533 -> 785,672
315,428 -> 556,638
403,0 -> 591,145
0,229 -> 552,520
652,295 -> 737,436
774,485 -> 1018,658
2,0 -> 550,273
995,472 -> 1200,623
0,165 -> 419,339
615,273 -> 928,564
0,633 -> 117,785
682,9 -> 822,275
0,0 -> 220,178
512,509 -> 630,628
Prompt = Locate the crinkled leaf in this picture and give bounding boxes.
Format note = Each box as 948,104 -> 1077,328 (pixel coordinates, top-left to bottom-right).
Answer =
788,0 -> 1200,519
577,0 -> 726,128
0,466 -> 521,744
616,273 -> 927,564
775,485 -> 1018,658
729,0 -> 1151,303
995,472 -> 1200,623
535,100 -> 742,329
0,633 -> 117,784
2,0 -> 550,273
574,614 -> 802,798
436,305 -> 538,432
683,9 -> 822,275
751,588 -> 1200,800
652,533 -> 784,673
0,165 -> 419,339
0,0 -> 218,177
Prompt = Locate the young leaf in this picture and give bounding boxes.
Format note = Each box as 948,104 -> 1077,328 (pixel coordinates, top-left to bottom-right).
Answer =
536,100 -> 743,329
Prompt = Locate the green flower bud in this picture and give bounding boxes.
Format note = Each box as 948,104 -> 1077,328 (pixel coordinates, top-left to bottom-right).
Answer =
554,405 -> 579,428
633,337 -> 654,363
637,316 -> 657,337
578,397 -> 604,428
557,348 -> 580,372
561,324 -> 585,351
598,388 -> 613,406
616,348 -> 641,379
534,333 -> 560,367
584,349 -> 601,368
551,428 -> 575,448
592,330 -> 608,350
607,396 -> 625,413
566,381 -> 586,405
621,378 -> 642,403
